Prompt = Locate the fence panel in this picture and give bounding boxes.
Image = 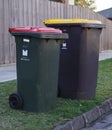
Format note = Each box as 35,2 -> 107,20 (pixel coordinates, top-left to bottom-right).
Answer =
0,0 -> 4,64
0,0 -> 112,64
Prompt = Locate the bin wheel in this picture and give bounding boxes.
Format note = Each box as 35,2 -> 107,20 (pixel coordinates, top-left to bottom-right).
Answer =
9,93 -> 24,109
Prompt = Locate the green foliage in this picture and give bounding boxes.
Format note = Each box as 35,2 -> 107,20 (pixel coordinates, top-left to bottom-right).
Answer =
75,0 -> 96,10
0,59 -> 112,129
49,0 -> 96,10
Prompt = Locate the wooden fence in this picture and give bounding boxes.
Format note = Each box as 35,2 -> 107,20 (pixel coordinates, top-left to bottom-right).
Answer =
0,0 -> 112,64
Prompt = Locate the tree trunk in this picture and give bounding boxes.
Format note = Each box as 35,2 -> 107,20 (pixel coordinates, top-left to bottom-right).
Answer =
61,0 -> 68,3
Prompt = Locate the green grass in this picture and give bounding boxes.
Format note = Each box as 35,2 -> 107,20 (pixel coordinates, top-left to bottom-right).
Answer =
0,59 -> 112,130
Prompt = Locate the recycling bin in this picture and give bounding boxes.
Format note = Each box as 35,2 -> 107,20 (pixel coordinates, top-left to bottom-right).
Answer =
44,19 -> 105,99
9,27 -> 68,113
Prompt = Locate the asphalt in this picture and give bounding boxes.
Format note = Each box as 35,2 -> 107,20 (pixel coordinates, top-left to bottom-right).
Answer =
0,50 -> 112,130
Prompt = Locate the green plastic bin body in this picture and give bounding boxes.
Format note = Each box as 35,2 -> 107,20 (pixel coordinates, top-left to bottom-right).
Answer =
10,32 -> 68,113
44,19 -> 105,99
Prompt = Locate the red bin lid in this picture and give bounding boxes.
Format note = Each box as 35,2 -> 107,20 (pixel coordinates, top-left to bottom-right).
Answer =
35,27 -> 62,33
9,26 -> 62,33
9,27 -> 31,32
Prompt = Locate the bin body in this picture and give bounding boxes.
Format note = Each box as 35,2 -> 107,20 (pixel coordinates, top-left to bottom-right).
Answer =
45,21 -> 104,99
10,29 -> 68,112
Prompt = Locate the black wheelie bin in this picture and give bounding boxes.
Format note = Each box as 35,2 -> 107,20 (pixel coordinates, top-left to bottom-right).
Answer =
44,19 -> 105,99
9,27 -> 68,113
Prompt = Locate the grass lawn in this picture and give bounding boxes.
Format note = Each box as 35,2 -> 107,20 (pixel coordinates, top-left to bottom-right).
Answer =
0,59 -> 112,130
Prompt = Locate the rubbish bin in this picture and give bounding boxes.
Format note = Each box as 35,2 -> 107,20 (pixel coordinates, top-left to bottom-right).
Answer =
44,19 -> 105,99
9,27 -> 68,113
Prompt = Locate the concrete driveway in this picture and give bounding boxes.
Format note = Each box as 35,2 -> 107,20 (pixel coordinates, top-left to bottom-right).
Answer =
0,65 -> 16,83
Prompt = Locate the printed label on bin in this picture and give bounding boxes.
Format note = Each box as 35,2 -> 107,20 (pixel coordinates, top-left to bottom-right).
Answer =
22,49 -> 28,56
20,49 -> 30,61
61,43 -> 67,50
20,57 -> 30,61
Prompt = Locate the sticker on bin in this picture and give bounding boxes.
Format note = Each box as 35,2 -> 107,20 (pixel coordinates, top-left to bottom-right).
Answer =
23,39 -> 30,43
9,27 -> 62,33
21,49 -> 30,61
22,49 -> 28,57
61,43 -> 67,50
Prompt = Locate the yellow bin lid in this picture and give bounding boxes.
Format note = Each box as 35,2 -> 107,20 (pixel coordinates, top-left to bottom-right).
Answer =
44,18 -> 102,25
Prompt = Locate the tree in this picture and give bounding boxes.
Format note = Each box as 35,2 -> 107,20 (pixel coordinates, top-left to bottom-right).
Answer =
49,0 -> 96,10
75,0 -> 96,10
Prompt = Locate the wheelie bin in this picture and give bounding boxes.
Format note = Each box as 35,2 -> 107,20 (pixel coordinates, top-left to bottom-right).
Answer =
9,27 -> 68,113
44,19 -> 105,99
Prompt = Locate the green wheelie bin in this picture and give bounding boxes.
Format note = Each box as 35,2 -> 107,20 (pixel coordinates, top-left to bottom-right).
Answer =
9,27 -> 68,113
44,19 -> 105,100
